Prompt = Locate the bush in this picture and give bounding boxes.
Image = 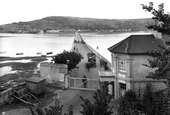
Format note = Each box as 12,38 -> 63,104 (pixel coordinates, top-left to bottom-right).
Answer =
80,83 -> 113,115
53,50 -> 83,71
118,90 -> 139,115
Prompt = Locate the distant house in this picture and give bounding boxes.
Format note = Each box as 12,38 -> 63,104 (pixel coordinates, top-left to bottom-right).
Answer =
105,34 -> 167,99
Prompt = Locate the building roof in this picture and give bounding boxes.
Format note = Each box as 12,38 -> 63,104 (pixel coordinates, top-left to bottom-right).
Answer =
108,34 -> 165,55
26,77 -> 46,83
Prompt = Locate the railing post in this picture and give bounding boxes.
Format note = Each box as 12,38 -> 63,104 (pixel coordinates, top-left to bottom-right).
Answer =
74,79 -> 76,87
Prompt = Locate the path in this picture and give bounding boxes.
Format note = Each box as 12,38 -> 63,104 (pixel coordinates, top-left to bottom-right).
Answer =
44,40 -> 106,114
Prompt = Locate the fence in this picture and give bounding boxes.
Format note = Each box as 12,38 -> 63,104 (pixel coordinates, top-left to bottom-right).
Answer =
69,77 -> 100,91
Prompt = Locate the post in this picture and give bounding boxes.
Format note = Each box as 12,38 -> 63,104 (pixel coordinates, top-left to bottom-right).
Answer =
65,75 -> 69,89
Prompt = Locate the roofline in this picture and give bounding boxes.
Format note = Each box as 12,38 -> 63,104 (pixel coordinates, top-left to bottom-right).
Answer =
108,36 -> 131,52
108,51 -> 150,55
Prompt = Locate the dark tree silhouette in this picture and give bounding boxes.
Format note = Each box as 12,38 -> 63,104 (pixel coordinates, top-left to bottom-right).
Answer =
142,83 -> 169,115
79,83 -> 113,115
53,50 -> 83,71
141,2 -> 170,35
118,90 -> 139,115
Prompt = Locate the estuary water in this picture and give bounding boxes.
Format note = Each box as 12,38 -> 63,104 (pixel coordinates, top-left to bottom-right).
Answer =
0,32 -> 150,62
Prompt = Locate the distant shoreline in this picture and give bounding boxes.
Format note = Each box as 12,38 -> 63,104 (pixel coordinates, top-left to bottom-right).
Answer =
0,30 -> 150,35
0,56 -> 52,62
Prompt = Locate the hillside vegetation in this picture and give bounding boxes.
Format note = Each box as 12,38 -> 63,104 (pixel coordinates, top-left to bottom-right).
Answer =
0,16 -> 154,33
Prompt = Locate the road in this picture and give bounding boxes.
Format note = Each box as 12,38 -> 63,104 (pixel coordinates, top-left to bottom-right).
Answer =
47,41 -> 106,114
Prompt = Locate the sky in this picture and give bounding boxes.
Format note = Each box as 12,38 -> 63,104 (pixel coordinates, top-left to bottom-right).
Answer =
0,0 -> 170,25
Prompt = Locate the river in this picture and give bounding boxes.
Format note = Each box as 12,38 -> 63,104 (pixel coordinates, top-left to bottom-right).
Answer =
0,31 -> 150,62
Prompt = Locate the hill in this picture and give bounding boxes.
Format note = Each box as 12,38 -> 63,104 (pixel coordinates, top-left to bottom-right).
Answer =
0,16 -> 154,33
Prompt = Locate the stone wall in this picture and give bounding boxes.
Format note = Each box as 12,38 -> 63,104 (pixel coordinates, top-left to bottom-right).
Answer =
131,55 -> 155,80
131,55 -> 167,96
40,62 -> 68,83
132,81 -> 167,97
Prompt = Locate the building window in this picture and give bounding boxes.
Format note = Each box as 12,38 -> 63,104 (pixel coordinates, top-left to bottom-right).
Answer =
119,82 -> 126,96
118,57 -> 126,72
119,83 -> 126,90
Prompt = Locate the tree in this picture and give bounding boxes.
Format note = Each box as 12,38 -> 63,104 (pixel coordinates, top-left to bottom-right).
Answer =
143,40 -> 170,88
141,2 -> 170,90
30,99 -> 73,115
117,90 -> 139,115
30,99 -> 63,115
79,83 -> 114,115
142,83 -> 169,115
141,2 -> 170,35
53,50 -> 83,71
141,3 -> 170,113
93,83 -> 113,115
79,96 -> 95,115
142,83 -> 155,115
118,83 -> 169,115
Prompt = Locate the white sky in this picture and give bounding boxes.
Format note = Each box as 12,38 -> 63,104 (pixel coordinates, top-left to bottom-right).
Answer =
0,0 -> 170,25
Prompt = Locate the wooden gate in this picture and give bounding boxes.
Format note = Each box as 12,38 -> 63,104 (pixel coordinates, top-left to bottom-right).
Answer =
69,77 -> 100,91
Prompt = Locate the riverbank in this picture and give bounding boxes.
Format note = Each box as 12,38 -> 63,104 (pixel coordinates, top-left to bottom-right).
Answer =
0,56 -> 52,62
0,56 -> 49,89
0,56 -> 58,114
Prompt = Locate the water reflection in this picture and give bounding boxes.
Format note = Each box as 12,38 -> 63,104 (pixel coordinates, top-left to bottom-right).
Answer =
0,59 -> 32,64
0,66 -> 17,77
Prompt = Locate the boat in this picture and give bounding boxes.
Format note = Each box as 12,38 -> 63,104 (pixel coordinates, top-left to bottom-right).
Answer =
37,52 -> 41,55
46,52 -> 53,55
0,51 -> 7,54
41,54 -> 46,57
16,53 -> 23,55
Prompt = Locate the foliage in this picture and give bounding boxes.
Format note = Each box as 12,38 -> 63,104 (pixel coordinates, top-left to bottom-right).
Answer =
53,50 -> 83,71
143,43 -> 170,88
30,100 -> 73,115
65,105 -> 73,115
141,3 -> 170,114
118,83 -> 169,115
141,2 -> 170,35
153,92 -> 169,115
117,90 -> 139,115
93,84 -> 113,115
79,83 -> 113,115
142,83 -> 155,115
79,96 -> 95,115
142,83 -> 169,115
84,62 -> 93,71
